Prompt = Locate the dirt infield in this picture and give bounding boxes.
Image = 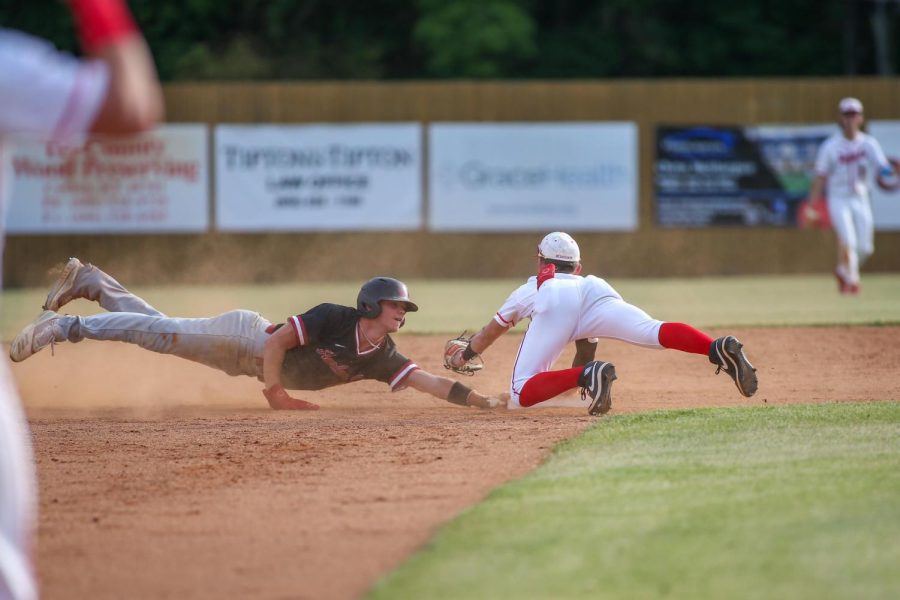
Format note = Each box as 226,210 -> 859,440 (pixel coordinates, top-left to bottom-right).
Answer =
12,327 -> 899,600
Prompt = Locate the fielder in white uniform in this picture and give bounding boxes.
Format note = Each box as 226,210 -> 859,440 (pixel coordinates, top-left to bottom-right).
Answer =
447,232 -> 759,415
806,97 -> 894,295
0,2 -> 163,598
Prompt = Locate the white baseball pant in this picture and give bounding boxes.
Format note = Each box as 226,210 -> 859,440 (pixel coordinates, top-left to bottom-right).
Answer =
828,194 -> 874,284
509,276 -> 663,407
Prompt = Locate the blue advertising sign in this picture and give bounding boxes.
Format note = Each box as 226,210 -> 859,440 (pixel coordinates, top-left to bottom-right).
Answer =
655,124 -> 834,227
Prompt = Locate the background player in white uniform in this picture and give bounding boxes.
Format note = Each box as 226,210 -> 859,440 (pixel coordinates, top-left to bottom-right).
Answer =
9,260 -> 503,411
447,232 -> 758,415
806,97 -> 894,294
0,2 -> 163,598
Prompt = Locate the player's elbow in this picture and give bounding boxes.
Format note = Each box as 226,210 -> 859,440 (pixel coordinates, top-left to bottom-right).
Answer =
91,89 -> 164,135
123,99 -> 164,133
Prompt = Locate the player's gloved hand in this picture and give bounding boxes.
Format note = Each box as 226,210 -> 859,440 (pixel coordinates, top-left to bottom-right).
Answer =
448,345 -> 466,369
798,198 -> 828,228
877,160 -> 900,191
443,333 -> 484,375
263,384 -> 320,411
803,200 -> 820,220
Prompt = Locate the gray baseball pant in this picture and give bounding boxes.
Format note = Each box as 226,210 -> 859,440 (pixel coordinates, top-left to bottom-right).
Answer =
53,267 -> 271,379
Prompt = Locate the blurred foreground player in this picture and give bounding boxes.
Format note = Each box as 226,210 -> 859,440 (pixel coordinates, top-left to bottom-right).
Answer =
10,260 -> 504,411
0,2 -> 163,598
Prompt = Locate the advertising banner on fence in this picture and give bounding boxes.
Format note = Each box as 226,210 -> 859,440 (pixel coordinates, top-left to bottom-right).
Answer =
7,124 -> 208,233
655,122 -> 900,229
655,124 -> 836,227
215,124 -> 422,231
869,120 -> 900,230
654,124 -> 837,227
428,123 -> 638,231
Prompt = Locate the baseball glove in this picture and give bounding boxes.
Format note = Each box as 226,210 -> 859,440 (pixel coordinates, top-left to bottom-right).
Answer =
443,333 -> 484,376
876,158 -> 900,192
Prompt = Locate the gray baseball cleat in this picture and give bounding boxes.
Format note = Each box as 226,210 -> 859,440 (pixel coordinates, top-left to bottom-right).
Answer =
579,360 -> 617,416
43,257 -> 85,311
709,335 -> 758,397
9,310 -> 61,363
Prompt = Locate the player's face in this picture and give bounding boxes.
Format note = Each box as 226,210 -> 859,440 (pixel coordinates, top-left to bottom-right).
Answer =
377,300 -> 408,332
840,111 -> 863,133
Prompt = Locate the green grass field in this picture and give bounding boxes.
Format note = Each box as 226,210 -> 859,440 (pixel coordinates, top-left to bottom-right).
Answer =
2,273 -> 899,338
369,403 -> 900,600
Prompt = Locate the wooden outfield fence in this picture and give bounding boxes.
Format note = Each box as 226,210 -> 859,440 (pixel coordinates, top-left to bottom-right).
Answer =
5,79 -> 900,285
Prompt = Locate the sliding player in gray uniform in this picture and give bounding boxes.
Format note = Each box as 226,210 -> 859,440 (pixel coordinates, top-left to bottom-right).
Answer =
9,259 -> 502,411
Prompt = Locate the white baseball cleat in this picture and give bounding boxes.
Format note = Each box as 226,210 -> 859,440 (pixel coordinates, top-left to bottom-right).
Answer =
43,257 -> 85,312
9,310 -> 61,363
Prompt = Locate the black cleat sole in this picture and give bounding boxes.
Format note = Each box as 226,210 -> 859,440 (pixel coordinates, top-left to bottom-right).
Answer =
588,362 -> 617,416
721,337 -> 758,397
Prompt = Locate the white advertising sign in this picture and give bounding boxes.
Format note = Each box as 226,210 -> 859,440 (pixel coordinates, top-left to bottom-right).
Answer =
215,124 -> 422,231
869,120 -> 900,230
7,124 -> 208,233
429,123 -> 638,231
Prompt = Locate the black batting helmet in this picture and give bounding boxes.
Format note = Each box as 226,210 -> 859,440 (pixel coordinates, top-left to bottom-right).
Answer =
357,277 -> 419,318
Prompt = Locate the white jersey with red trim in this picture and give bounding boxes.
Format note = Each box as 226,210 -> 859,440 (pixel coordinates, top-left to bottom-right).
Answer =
494,274 -> 623,329
0,28 -> 108,600
814,131 -> 889,200
493,276 -> 540,329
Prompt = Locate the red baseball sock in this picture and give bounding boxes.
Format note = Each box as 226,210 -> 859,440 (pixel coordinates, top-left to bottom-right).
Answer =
658,322 -> 713,355
519,367 -> 582,407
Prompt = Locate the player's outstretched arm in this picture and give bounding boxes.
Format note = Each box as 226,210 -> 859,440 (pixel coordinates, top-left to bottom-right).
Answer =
261,325 -> 319,410
469,320 -> 507,354
405,369 -> 505,409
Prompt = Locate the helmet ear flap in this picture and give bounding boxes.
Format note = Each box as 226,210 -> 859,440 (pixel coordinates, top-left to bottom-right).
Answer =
356,298 -> 381,319
359,301 -> 381,319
